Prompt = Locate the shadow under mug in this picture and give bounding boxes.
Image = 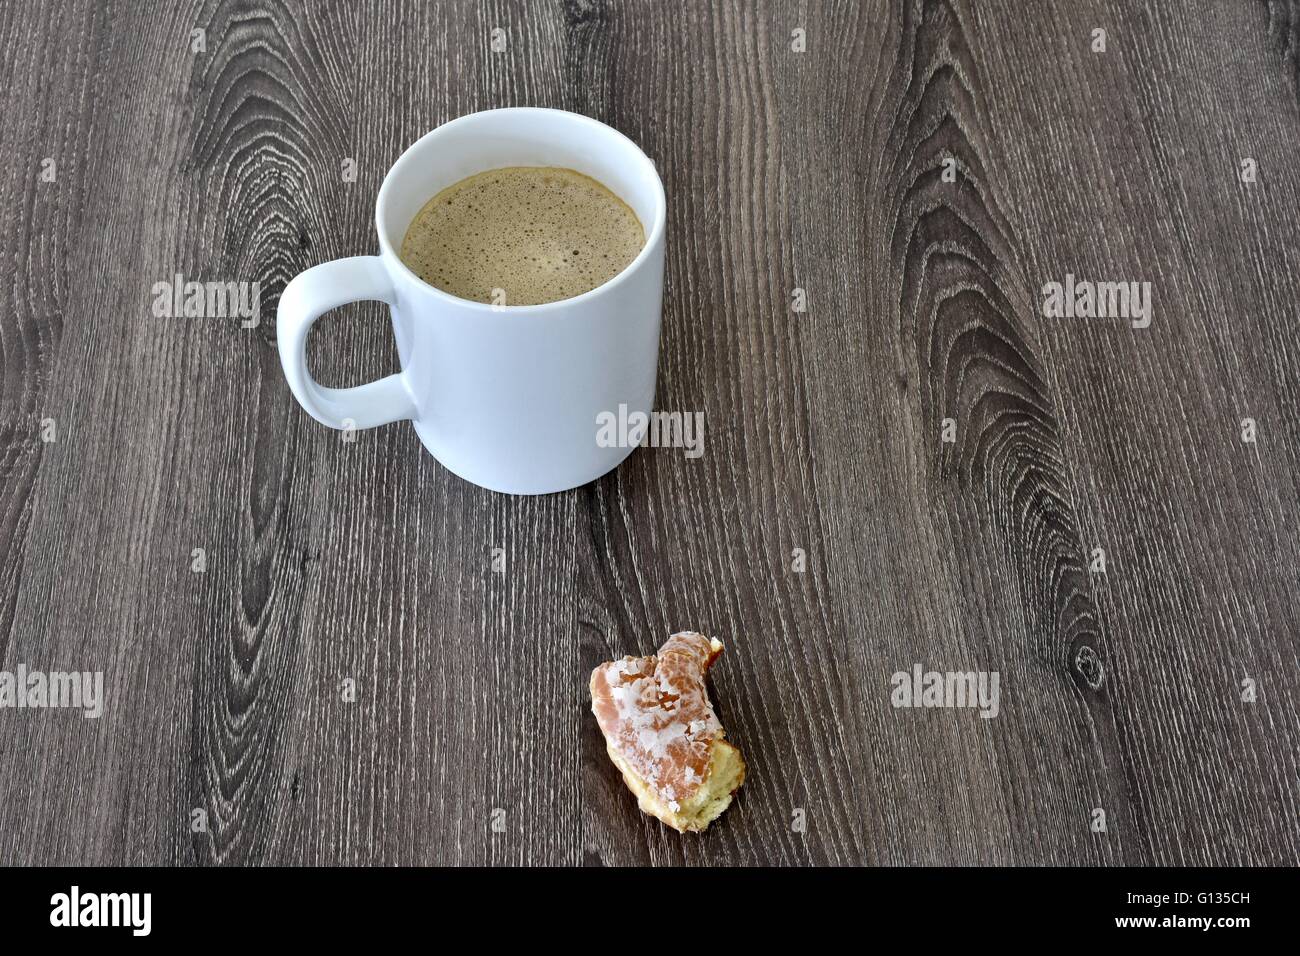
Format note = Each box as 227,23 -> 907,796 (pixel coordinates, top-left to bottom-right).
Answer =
276,107 -> 667,495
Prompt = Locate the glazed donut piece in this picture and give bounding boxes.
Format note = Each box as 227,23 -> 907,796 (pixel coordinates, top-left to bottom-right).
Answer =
590,631 -> 746,832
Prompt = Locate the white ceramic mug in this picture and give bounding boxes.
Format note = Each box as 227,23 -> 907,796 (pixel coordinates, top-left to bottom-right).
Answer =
277,108 -> 666,495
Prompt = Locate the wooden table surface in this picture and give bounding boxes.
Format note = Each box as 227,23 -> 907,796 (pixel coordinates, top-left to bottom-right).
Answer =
1,0 -> 1297,866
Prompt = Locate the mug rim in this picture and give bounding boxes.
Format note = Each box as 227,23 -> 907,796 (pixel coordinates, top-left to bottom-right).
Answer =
374,107 -> 667,314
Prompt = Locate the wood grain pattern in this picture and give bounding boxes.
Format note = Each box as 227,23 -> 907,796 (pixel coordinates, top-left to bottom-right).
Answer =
0,0 -> 1295,866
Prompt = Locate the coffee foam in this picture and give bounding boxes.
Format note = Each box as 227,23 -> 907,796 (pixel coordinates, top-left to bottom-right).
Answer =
399,166 -> 646,306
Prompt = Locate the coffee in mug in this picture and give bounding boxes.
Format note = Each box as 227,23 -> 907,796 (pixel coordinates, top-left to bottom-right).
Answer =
399,166 -> 645,306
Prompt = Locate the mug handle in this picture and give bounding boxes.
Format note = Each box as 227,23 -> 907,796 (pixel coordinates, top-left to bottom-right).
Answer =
276,256 -> 417,430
